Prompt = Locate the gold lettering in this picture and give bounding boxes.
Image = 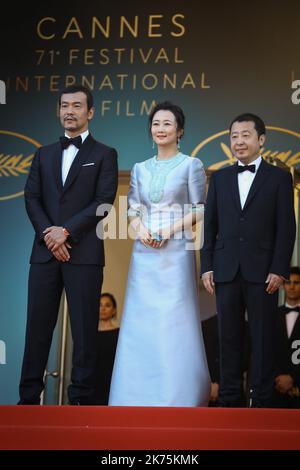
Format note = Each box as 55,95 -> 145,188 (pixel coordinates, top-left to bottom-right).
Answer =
181,73 -> 196,88
141,100 -> 156,115
171,14 -> 185,37
84,49 -> 94,65
99,49 -> 109,65
91,16 -> 110,38
130,48 -> 134,64
148,15 -> 163,37
69,49 -> 79,64
101,101 -> 112,116
155,48 -> 169,63
139,48 -> 153,63
120,16 -> 138,38
34,75 -> 45,91
65,76 -> 76,87
114,48 -> 126,64
99,75 -> 113,90
201,72 -> 210,89
132,74 -> 137,90
174,47 -> 184,63
36,13 -> 187,41
49,75 -> 60,92
82,75 -> 95,90
36,17 -> 55,40
142,74 -> 158,90
126,101 -> 135,116
63,17 -> 83,39
16,77 -> 29,91
117,74 -> 128,90
7,70 -> 211,95
163,74 -> 176,89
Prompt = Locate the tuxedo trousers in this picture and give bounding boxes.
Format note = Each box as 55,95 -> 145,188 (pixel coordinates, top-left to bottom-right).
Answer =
215,271 -> 278,406
19,259 -> 103,404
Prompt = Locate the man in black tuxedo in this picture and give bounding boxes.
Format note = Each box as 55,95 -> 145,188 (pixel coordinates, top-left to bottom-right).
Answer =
273,267 -> 300,408
201,113 -> 296,407
19,85 -> 118,405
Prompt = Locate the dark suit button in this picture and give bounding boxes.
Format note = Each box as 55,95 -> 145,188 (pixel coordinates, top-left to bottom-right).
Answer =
240,217 -> 245,221
239,237 -> 244,242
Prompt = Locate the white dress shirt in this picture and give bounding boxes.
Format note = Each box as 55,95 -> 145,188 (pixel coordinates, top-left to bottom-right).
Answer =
237,155 -> 262,209
202,155 -> 262,277
285,302 -> 300,338
61,130 -> 89,185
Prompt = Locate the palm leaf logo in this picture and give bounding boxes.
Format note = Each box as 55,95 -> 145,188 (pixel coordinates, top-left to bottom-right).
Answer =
0,153 -> 33,177
208,143 -> 300,170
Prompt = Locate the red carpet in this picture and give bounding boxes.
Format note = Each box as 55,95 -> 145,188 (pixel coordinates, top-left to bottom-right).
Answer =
0,406 -> 300,450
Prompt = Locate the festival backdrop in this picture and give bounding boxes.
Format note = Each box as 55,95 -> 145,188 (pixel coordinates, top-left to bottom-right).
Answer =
0,0 -> 299,403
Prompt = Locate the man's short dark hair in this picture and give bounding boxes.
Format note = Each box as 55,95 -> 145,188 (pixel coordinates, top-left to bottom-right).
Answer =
229,113 -> 266,137
289,266 -> 300,277
59,85 -> 94,110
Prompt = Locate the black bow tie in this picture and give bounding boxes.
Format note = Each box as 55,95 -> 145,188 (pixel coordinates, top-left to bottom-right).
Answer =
60,135 -> 82,150
237,164 -> 256,173
285,306 -> 300,314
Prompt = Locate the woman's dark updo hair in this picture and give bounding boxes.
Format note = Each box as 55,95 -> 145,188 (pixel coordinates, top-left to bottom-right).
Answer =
100,292 -> 117,309
148,101 -> 185,137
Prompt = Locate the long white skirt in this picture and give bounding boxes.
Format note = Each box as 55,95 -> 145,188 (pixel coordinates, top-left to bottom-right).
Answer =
109,237 -> 210,406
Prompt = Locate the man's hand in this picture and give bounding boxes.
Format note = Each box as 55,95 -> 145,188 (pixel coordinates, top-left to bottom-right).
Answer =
265,273 -> 284,294
210,382 -> 219,402
202,271 -> 215,295
43,226 -> 67,252
52,242 -> 72,262
275,374 -> 294,394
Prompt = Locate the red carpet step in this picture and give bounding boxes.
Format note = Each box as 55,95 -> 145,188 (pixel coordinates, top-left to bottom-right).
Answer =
0,406 -> 299,450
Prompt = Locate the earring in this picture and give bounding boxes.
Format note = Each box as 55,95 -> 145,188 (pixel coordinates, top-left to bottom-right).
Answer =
177,137 -> 181,149
152,140 -> 155,149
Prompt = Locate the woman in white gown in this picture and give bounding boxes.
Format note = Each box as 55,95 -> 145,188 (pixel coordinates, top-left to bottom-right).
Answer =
109,102 -> 210,406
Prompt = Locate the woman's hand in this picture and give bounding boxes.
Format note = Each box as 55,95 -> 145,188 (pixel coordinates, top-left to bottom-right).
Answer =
137,223 -> 154,247
151,226 -> 173,249
149,232 -> 167,249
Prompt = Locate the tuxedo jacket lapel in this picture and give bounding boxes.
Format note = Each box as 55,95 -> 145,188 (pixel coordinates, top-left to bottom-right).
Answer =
230,164 -> 242,213
289,313 -> 300,342
53,143 -> 64,193
280,309 -> 290,341
242,159 -> 271,212
62,134 -> 95,194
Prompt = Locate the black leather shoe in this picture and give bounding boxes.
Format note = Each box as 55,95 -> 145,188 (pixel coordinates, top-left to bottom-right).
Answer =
68,401 -> 81,405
